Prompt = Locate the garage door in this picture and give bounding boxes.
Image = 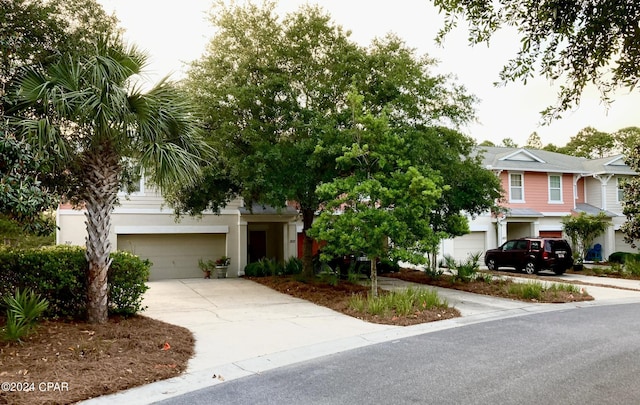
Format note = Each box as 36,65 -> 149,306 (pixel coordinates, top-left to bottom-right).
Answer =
117,234 -> 226,280
453,232 -> 486,263
615,231 -> 637,254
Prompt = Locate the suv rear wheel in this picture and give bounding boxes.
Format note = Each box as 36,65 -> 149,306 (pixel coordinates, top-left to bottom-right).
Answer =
486,258 -> 496,271
523,261 -> 538,275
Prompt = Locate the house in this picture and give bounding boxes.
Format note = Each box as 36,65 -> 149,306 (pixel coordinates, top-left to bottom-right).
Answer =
57,146 -> 638,280
443,146 -> 638,263
56,179 -> 299,280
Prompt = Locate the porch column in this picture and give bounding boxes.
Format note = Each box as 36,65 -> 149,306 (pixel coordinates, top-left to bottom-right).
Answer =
603,224 -> 615,260
237,219 -> 248,276
594,174 -> 614,210
286,223 -> 298,259
497,219 -> 507,245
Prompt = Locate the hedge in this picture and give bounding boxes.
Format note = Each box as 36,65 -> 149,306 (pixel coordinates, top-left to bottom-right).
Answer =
0,245 -> 150,319
608,251 -> 640,264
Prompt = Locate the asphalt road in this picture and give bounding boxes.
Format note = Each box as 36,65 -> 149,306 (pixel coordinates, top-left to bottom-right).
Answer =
158,303 -> 640,405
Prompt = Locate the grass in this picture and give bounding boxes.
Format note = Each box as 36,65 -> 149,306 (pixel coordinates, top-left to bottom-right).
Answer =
349,287 -> 449,318
507,281 -> 582,301
569,261 -> 640,279
388,269 -> 594,303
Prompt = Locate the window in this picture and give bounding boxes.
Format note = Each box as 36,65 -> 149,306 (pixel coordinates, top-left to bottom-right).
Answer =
548,175 -> 562,202
509,173 -> 524,202
618,177 -> 627,202
119,161 -> 145,195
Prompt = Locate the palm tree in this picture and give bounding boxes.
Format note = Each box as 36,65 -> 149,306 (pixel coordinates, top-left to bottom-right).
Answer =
15,36 -> 209,323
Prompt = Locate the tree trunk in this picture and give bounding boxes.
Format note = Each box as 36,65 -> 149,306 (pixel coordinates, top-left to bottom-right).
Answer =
83,148 -> 120,324
301,207 -> 315,279
370,258 -> 378,297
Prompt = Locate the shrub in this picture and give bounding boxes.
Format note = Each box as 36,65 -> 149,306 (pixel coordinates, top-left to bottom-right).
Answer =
0,245 -> 149,319
283,257 -> 303,275
624,257 -> 640,277
318,270 -> 339,286
2,288 -> 49,342
608,251 -> 640,264
243,258 -> 285,277
108,251 -> 150,315
444,252 -> 481,282
243,261 -> 265,277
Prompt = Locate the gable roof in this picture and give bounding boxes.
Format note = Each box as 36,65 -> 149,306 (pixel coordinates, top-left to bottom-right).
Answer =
478,146 -> 588,174
580,154 -> 637,176
477,146 -> 638,176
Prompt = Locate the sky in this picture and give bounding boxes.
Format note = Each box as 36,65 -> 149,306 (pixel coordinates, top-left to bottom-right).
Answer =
97,0 -> 640,147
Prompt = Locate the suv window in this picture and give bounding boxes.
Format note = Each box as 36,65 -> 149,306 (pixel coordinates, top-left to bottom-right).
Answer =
530,241 -> 541,250
515,240 -> 528,249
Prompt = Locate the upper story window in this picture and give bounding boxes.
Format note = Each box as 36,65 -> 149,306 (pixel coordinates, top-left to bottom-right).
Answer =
509,173 -> 524,202
548,174 -> 562,203
618,177 -> 627,202
119,161 -> 145,196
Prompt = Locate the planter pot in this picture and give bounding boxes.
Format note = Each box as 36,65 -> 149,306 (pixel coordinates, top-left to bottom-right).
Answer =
573,264 -> 584,271
215,266 -> 228,278
203,270 -> 211,279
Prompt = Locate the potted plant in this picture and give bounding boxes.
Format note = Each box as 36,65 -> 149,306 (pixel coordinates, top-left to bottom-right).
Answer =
198,258 -> 215,279
214,256 -> 231,278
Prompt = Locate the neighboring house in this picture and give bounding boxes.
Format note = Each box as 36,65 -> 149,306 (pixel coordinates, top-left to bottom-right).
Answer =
56,176 -> 299,280
443,146 -> 638,263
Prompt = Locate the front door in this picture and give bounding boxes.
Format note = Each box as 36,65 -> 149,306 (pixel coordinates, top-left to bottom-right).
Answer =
249,230 -> 267,263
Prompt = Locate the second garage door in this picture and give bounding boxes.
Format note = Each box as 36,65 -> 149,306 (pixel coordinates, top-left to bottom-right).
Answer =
453,232 -> 486,263
117,234 -> 226,280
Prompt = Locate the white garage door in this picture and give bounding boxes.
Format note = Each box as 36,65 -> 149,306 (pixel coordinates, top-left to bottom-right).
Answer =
453,232 -> 486,263
615,231 -> 637,254
117,234 -> 226,280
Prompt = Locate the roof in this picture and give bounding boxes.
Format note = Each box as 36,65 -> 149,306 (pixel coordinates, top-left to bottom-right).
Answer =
478,146 -> 588,174
239,203 -> 299,216
505,207 -> 543,217
574,203 -> 618,217
477,146 -> 637,176
580,154 -> 637,176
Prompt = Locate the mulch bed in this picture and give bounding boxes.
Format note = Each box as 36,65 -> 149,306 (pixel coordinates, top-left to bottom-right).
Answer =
0,315 -> 194,405
246,276 -> 461,326
386,268 -> 595,303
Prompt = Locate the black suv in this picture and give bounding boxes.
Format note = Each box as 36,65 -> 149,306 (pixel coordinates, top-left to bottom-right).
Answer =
484,237 -> 573,275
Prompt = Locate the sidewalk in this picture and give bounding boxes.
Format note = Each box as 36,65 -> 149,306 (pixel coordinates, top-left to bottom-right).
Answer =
80,274 -> 640,404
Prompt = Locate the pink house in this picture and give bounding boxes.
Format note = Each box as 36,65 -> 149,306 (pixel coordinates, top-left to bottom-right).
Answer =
444,147 -> 637,263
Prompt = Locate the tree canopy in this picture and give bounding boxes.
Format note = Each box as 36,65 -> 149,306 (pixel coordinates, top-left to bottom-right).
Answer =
561,212 -> 610,261
1,0 -> 119,115
433,0 -> 640,119
310,93 -> 443,295
559,126 -> 617,159
174,1 -> 484,276
0,132 -> 57,235
0,0 -> 119,235
16,36 -> 208,323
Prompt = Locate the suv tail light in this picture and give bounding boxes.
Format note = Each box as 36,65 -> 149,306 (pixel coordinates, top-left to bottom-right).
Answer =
542,251 -> 549,259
